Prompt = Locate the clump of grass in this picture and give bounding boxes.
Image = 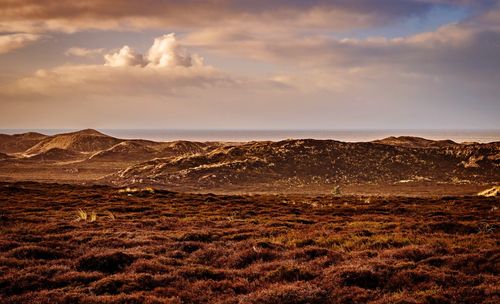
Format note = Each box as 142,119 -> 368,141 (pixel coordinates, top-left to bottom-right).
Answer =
331,185 -> 342,196
107,211 -> 116,221
118,187 -> 155,195
76,209 -> 97,222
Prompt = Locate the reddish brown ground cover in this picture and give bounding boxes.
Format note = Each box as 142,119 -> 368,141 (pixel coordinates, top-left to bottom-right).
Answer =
0,182 -> 498,303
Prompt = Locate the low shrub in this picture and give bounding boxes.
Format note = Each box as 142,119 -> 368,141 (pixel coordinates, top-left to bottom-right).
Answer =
340,269 -> 382,289
9,246 -> 62,260
229,248 -> 278,268
77,251 -> 135,274
242,282 -> 328,304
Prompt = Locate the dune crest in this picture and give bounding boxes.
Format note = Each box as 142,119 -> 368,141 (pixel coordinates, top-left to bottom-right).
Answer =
25,129 -> 122,155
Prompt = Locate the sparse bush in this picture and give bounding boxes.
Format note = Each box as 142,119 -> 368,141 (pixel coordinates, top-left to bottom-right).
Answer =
229,248 -> 278,268
178,266 -> 226,281
339,269 -> 382,289
107,211 -> 115,220
130,259 -> 171,274
429,222 -> 476,234
386,269 -> 435,291
92,274 -> 160,295
118,187 -> 155,195
77,251 -> 135,274
178,231 -> 218,242
242,282 -> 328,304
9,245 -> 62,260
294,247 -> 337,261
331,185 -> 342,196
265,264 -> 316,282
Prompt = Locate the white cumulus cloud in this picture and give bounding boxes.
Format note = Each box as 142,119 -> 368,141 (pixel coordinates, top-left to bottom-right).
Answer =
104,45 -> 146,67
103,33 -> 204,68
146,33 -> 204,67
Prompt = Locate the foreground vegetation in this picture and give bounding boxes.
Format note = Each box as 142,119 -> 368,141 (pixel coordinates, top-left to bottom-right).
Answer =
0,182 -> 498,303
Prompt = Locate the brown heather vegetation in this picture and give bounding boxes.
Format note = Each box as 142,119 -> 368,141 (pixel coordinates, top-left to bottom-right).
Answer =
0,182 -> 498,303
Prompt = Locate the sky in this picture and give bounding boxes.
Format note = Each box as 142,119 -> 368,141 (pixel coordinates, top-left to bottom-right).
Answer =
0,0 -> 499,130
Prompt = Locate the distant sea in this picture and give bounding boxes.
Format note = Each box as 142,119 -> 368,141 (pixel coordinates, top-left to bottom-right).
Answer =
2,129 -> 500,143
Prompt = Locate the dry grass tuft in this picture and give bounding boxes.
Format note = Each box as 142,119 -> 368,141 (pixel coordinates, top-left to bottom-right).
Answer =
118,187 -> 155,195
477,185 -> 499,197
76,209 -> 97,222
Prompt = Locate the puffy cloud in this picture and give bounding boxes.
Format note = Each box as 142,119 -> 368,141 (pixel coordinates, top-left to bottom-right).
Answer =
104,46 -> 145,67
65,47 -> 104,57
147,34 -> 204,68
103,34 -> 203,68
0,33 -> 40,54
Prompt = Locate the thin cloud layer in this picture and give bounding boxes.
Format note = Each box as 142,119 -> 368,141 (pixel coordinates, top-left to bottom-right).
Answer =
0,33 -> 40,54
183,4 -> 500,92
0,0 -> 478,33
65,47 -> 104,57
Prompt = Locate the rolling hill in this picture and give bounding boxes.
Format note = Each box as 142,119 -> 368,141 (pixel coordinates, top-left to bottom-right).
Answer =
1,130 -> 498,193
24,129 -> 122,156
0,132 -> 48,154
106,139 -> 500,189
26,148 -> 84,162
373,136 -> 459,149
88,141 -> 160,162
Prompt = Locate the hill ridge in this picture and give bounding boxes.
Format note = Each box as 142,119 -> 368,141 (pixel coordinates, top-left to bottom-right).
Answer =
106,139 -> 500,189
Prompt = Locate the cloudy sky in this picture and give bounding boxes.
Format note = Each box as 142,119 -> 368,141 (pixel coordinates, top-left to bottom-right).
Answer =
0,0 -> 499,130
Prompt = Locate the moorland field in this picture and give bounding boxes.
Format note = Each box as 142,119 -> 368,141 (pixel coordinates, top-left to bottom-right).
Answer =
0,182 -> 498,303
